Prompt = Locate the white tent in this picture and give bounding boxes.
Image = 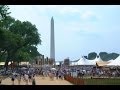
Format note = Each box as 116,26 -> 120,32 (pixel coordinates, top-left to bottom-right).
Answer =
70,56 -> 104,66
21,67 -> 27,69
55,62 -> 59,65
107,59 -> 114,63
85,56 -> 103,65
0,62 -> 11,65
51,68 -> 56,70
75,57 -> 89,65
19,62 -> 30,65
93,56 -> 103,62
85,59 -> 96,65
107,55 -> 120,66
70,62 -> 75,66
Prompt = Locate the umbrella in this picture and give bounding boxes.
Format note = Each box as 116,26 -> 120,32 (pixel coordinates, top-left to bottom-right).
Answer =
21,67 -> 27,69
51,68 -> 56,70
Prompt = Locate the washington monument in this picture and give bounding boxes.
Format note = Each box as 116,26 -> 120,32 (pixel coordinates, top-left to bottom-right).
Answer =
50,17 -> 55,64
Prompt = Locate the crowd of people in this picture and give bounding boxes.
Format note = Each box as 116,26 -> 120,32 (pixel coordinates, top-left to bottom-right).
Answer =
6,66 -> 68,85
69,66 -> 120,78
1,65 -> 120,85
10,69 -> 36,85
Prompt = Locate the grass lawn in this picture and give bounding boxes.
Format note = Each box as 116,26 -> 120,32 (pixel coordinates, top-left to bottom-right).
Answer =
84,78 -> 120,85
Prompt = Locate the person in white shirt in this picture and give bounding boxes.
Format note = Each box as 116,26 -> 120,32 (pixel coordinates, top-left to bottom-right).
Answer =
24,74 -> 28,85
17,74 -> 21,85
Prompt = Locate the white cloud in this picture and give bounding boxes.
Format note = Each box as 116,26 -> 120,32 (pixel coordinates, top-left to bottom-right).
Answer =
81,11 -> 94,19
31,5 -> 81,15
58,6 -> 80,14
56,20 -> 101,35
80,10 -> 101,21
9,5 -> 101,21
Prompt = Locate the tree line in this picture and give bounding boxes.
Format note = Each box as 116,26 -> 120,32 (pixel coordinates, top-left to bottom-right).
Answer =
84,52 -> 119,61
0,5 -> 41,70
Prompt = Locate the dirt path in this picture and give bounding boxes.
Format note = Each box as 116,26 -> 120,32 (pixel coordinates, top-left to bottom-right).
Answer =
1,76 -> 73,85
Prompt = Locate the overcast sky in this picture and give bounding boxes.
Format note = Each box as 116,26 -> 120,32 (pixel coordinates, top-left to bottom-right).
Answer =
9,5 -> 120,61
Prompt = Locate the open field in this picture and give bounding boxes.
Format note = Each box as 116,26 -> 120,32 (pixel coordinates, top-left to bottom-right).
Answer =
84,78 -> 120,85
64,75 -> 120,85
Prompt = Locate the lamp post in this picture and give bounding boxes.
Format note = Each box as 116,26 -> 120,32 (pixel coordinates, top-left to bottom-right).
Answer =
29,50 -> 32,68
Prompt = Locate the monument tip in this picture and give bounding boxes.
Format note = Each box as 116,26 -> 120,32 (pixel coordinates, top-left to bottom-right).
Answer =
51,16 -> 54,20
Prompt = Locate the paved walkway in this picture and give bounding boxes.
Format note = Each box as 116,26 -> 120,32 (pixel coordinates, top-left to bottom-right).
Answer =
1,76 -> 73,85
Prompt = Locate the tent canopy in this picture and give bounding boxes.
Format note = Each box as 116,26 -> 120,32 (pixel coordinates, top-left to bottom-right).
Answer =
51,68 -> 56,70
19,62 -> 30,65
70,56 -> 104,66
107,55 -> 120,66
96,61 -> 110,67
0,62 -> 11,65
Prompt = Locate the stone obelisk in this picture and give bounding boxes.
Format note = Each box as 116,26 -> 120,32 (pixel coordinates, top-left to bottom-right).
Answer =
50,17 -> 55,65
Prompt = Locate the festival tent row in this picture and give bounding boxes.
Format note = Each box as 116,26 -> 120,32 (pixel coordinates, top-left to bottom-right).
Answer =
96,55 -> 120,69
86,56 -> 103,65
0,61 -> 30,66
95,56 -> 120,67
70,57 -> 90,66
70,55 -> 120,67
19,62 -> 30,65
70,56 -> 105,66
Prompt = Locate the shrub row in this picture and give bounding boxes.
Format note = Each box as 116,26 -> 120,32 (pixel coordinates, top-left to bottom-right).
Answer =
64,75 -> 84,85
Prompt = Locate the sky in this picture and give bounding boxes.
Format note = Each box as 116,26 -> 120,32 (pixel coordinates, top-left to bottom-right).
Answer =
9,5 -> 120,61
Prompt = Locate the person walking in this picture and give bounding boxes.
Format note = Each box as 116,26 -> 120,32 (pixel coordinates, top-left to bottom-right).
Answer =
56,71 -> 59,79
11,74 -> 15,85
32,75 -> 36,85
28,74 -> 32,82
17,74 -> 21,85
49,71 -> 53,80
42,71 -> 45,79
0,78 -> 2,85
24,74 -> 29,85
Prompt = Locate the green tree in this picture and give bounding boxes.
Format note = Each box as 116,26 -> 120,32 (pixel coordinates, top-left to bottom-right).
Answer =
0,5 -> 10,49
111,53 -> 119,60
0,5 -> 42,70
99,52 -> 108,61
4,19 -> 41,70
88,52 -> 97,60
105,53 -> 119,60
0,5 -> 11,61
0,5 -> 10,21
84,56 -> 87,59
3,30 -> 24,69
